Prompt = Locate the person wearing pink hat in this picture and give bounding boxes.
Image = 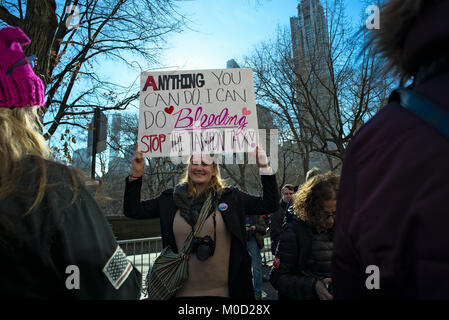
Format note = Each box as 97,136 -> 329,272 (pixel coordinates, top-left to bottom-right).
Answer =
0,26 -> 141,299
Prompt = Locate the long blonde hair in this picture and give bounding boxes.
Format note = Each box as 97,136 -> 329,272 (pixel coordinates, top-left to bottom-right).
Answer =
0,107 -> 76,214
180,155 -> 226,198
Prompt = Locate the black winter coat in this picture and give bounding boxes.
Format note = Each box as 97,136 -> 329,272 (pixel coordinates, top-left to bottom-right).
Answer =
269,199 -> 289,255
245,215 -> 267,249
270,206 -> 333,300
0,157 -> 142,299
123,174 -> 279,299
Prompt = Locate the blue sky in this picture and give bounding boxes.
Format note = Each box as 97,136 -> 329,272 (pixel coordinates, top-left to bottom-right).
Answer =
70,0 -> 368,167
109,0 -> 366,113
160,0 -> 364,70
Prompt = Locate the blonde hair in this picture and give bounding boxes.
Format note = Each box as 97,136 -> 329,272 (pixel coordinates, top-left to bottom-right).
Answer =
180,155 -> 226,198
0,107 -> 76,214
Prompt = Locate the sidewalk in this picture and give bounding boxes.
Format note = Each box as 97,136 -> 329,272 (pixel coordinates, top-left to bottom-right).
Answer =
261,265 -> 278,300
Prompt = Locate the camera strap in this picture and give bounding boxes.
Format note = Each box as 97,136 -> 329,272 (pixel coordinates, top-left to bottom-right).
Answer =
212,211 -> 216,245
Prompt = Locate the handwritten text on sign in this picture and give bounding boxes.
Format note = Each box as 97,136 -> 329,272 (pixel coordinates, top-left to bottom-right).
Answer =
138,68 -> 259,157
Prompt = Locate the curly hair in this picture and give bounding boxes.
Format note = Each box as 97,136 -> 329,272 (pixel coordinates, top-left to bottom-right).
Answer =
293,172 -> 339,233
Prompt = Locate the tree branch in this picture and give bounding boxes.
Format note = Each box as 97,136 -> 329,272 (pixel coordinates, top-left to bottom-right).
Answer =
0,5 -> 21,26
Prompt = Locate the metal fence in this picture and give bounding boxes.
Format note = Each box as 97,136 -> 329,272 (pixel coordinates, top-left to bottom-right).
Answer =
118,235 -> 274,297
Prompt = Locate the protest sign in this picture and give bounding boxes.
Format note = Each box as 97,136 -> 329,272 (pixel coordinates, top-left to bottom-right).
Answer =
138,68 -> 259,158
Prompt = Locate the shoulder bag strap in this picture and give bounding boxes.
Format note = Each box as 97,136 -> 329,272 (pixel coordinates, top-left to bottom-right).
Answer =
397,88 -> 449,140
179,192 -> 214,255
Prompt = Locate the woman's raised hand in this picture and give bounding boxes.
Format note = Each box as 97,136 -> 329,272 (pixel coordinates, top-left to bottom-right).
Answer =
255,143 -> 269,169
131,144 -> 144,178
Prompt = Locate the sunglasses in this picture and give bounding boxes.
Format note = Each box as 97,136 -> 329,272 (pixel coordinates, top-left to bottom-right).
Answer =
6,55 -> 37,76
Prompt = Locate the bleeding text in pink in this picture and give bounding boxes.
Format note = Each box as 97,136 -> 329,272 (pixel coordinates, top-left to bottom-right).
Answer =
173,107 -> 248,135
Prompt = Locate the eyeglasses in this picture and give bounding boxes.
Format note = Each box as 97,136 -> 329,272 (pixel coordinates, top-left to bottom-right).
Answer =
6,55 -> 37,76
320,212 -> 336,219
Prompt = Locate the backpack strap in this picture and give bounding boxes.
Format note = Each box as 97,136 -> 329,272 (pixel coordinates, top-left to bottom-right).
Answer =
397,88 -> 449,140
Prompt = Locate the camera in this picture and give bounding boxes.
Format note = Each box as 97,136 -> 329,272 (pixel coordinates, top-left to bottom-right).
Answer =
191,235 -> 216,261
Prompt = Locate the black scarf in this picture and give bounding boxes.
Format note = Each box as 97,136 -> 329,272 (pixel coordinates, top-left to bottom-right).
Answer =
173,183 -> 212,227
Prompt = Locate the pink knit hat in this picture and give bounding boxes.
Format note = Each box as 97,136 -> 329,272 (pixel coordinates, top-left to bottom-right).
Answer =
0,26 -> 45,108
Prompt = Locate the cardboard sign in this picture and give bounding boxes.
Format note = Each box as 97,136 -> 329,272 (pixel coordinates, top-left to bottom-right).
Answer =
138,68 -> 259,158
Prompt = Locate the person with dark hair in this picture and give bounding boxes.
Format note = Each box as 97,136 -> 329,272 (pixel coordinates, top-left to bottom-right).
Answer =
270,172 -> 339,300
124,148 -> 278,299
332,0 -> 449,299
269,184 -> 295,255
0,26 -> 141,299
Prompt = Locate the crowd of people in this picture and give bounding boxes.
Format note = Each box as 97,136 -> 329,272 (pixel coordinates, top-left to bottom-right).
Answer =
1,0 -> 449,300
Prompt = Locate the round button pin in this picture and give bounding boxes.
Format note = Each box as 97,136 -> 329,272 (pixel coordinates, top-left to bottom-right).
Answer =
218,203 -> 228,211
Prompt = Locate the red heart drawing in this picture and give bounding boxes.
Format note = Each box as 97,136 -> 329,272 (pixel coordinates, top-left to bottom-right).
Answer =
164,106 -> 174,114
242,107 -> 251,116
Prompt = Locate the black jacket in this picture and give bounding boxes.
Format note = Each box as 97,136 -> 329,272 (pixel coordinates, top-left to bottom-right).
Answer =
269,199 -> 289,255
0,158 -> 142,299
245,215 -> 267,249
123,174 -> 279,299
270,206 -> 333,300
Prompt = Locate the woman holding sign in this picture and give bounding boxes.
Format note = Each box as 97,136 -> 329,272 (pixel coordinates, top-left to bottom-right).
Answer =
124,147 -> 279,299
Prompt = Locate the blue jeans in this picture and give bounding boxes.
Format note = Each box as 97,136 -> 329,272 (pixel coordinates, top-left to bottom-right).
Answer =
247,237 -> 262,298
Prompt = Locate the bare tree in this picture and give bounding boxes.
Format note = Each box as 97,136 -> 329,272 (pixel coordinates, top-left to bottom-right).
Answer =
245,0 -> 393,174
0,0 -> 187,159
85,112 -> 186,215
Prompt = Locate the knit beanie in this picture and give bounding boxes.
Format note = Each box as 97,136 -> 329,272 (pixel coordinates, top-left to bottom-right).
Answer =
0,26 -> 45,108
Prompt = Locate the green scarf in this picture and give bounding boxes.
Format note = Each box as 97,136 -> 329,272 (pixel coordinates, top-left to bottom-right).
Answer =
173,183 -> 211,227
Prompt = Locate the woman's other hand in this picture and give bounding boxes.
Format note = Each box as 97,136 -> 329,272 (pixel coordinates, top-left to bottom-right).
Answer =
315,278 -> 333,300
131,144 -> 144,178
255,143 -> 269,168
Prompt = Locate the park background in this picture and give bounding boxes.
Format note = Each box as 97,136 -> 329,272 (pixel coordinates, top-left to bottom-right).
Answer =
0,0 -> 390,240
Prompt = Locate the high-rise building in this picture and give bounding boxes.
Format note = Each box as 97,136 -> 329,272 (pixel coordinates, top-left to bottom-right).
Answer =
226,59 -> 240,69
290,0 -> 331,76
290,0 -> 336,172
